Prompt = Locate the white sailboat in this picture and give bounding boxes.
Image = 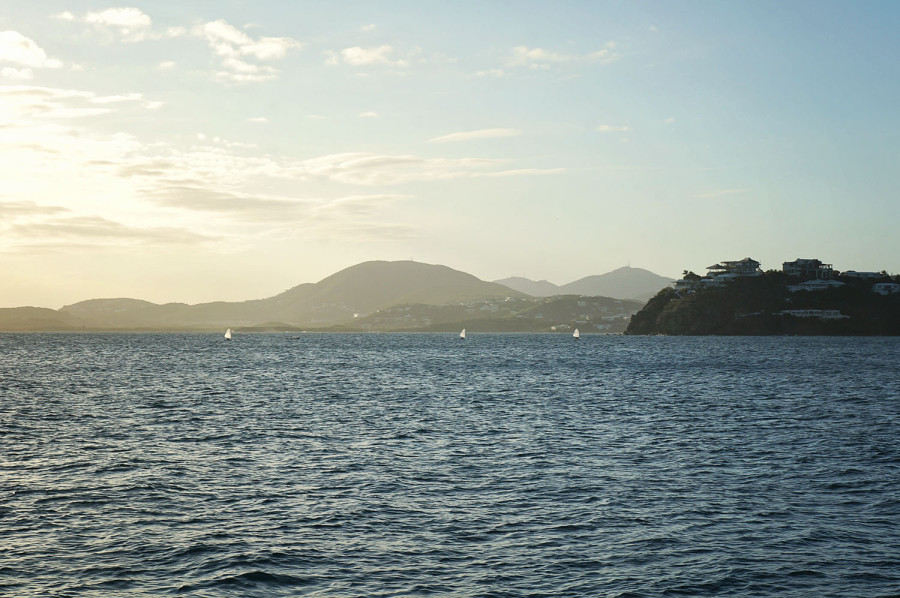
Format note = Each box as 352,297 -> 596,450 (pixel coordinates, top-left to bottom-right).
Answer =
224,328 -> 233,341
573,328 -> 580,340
459,328 -> 466,340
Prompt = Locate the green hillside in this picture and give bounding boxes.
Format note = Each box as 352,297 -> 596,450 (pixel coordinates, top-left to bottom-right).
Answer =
626,272 -> 900,335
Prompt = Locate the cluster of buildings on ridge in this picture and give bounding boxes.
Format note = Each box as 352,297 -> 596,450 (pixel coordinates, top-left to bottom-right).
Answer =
674,257 -> 900,296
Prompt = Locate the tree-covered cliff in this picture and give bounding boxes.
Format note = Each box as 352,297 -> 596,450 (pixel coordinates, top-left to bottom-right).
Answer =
626,272 -> 900,335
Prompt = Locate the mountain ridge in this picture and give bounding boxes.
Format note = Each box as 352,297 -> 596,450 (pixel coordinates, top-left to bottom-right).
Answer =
55,260 -> 530,329
495,266 -> 674,302
2,260 -> 670,331
492,277 -> 561,297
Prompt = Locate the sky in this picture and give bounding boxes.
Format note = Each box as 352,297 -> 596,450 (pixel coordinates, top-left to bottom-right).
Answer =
1,1 -> 898,308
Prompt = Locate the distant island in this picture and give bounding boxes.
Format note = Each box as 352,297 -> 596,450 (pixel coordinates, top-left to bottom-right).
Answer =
626,257 -> 900,335
0,261 -> 668,333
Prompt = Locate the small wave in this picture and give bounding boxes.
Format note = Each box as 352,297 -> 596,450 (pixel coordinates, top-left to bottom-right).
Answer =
178,569 -> 314,594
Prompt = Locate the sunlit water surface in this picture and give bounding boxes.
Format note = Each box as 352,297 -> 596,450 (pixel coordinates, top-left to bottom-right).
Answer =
1,333 -> 898,597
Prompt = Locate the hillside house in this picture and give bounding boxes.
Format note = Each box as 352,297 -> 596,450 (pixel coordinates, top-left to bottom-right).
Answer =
706,257 -> 762,278
777,309 -> 849,319
873,282 -> 900,295
783,258 -> 833,280
787,279 -> 845,292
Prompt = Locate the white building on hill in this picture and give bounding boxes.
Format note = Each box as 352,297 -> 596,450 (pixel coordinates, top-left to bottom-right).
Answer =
787,280 -> 845,292
873,283 -> 900,295
843,271 -> 884,279
706,257 -> 762,278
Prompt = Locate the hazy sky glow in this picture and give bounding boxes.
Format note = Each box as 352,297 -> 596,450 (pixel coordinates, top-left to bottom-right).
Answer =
2,1 -> 898,307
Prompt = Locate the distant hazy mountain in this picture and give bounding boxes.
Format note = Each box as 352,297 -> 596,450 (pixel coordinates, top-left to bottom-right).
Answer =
495,266 -> 673,302
60,297 -> 266,329
8,261 -> 669,331
493,277 -> 561,297
0,307 -> 82,331
258,260 -> 526,325
58,261 -> 526,330
559,267 -> 674,302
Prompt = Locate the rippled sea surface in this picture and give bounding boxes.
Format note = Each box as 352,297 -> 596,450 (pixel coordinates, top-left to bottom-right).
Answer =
1,333 -> 898,597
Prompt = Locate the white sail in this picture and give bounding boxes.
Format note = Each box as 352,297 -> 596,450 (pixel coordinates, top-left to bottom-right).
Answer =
224,328 -> 232,340
460,328 -> 466,339
573,328 -> 580,339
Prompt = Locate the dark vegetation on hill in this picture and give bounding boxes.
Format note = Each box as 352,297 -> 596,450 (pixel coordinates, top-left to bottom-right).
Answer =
626,272 -> 900,335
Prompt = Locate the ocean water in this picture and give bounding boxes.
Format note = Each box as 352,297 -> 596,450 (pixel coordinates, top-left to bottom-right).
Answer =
1,333 -> 898,597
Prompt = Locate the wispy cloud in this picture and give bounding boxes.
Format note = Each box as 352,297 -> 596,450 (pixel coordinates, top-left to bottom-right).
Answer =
0,200 -> 69,220
0,76 -> 564,253
110,140 -> 561,190
1,67 -> 33,81
473,69 -> 506,78
358,111 -> 379,118
89,92 -> 144,104
507,42 -> 619,69
0,108 -> 424,245
596,124 -> 631,133
55,10 -> 301,83
215,57 -> 277,83
297,152 -> 500,185
144,185 -> 414,240
7,215 -> 211,247
147,186 -> 310,221
193,20 -> 303,61
486,168 -> 566,178
308,194 -> 415,241
315,193 -> 406,214
0,31 -> 64,81
428,128 -> 522,143
192,19 -> 304,83
0,85 -> 188,249
0,84 -> 162,123
150,188 -> 408,220
85,7 -> 152,33
294,152 -> 563,185
315,221 -> 416,241
509,46 -> 570,68
56,7 -> 185,43
2,84 -> 553,188
325,45 -> 409,68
